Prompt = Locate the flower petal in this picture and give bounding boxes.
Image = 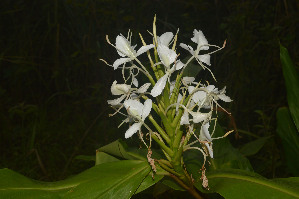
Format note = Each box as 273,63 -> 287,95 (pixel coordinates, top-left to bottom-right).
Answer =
180,43 -> 194,55
137,83 -> 151,93
142,99 -> 152,120
174,60 -> 184,71
113,58 -> 131,70
191,29 -> 209,50
116,35 -> 135,57
132,77 -> 138,87
151,74 -> 168,97
204,142 -> 213,158
136,44 -> 154,56
124,99 -> 143,118
197,54 -> 211,66
107,95 -> 126,106
191,111 -> 211,123
180,110 -> 190,125
159,32 -> 174,46
125,122 -> 142,138
157,45 -> 177,67
111,81 -> 131,95
218,94 -> 232,102
202,122 -> 212,141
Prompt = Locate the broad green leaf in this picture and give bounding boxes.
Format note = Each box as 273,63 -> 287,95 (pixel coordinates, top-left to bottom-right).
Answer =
239,136 -> 272,156
198,169 -> 299,199
135,171 -> 164,194
280,44 -> 299,131
276,107 -> 299,176
95,151 -> 120,165
0,160 -> 150,199
182,55 -> 203,77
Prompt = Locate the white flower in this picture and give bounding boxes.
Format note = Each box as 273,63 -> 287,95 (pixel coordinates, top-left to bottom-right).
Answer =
180,29 -> 211,66
113,35 -> 154,69
151,44 -> 184,97
107,81 -> 151,106
188,85 -> 232,109
123,99 -> 152,138
107,81 -> 131,106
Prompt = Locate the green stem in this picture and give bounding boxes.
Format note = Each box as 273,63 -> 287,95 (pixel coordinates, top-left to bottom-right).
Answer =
148,115 -> 171,145
151,134 -> 173,156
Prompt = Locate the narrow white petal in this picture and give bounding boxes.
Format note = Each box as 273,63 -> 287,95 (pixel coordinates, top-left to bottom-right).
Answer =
159,32 -> 174,46
132,77 -> 138,87
151,74 -> 168,97
124,99 -> 143,118
180,43 -> 194,55
197,54 -> 211,66
176,94 -> 183,112
136,44 -> 154,56
191,111 -> 211,123
180,110 -> 190,125
202,122 -> 212,141
137,83 -> 151,93
142,99 -> 152,120
113,58 -> 131,70
107,95 -> 126,106
125,122 -> 142,138
116,35 -> 135,57
204,142 -> 213,158
191,30 -> 209,50
218,94 -> 232,102
157,45 -> 177,67
174,60 -> 184,71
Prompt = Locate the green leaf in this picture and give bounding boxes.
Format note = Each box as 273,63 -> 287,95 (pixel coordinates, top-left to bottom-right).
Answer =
276,107 -> 299,176
202,169 -> 299,199
0,160 -> 150,199
95,151 -> 120,165
239,136 -> 272,156
280,44 -> 299,131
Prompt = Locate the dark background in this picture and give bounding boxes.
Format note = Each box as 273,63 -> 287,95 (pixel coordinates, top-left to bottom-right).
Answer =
0,0 -> 298,182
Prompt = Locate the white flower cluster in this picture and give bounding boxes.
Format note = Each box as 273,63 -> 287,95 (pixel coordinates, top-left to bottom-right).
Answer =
101,19 -> 232,160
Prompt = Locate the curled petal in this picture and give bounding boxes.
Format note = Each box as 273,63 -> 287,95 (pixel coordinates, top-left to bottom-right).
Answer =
107,95 -> 126,106
151,74 -> 168,97
137,83 -> 151,93
111,81 -> 131,95
113,58 -> 131,70
158,32 -> 174,46
116,35 -> 135,57
180,43 -> 194,55
142,99 -> 152,120
157,45 -> 177,67
136,44 -> 154,56
125,122 -> 142,138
